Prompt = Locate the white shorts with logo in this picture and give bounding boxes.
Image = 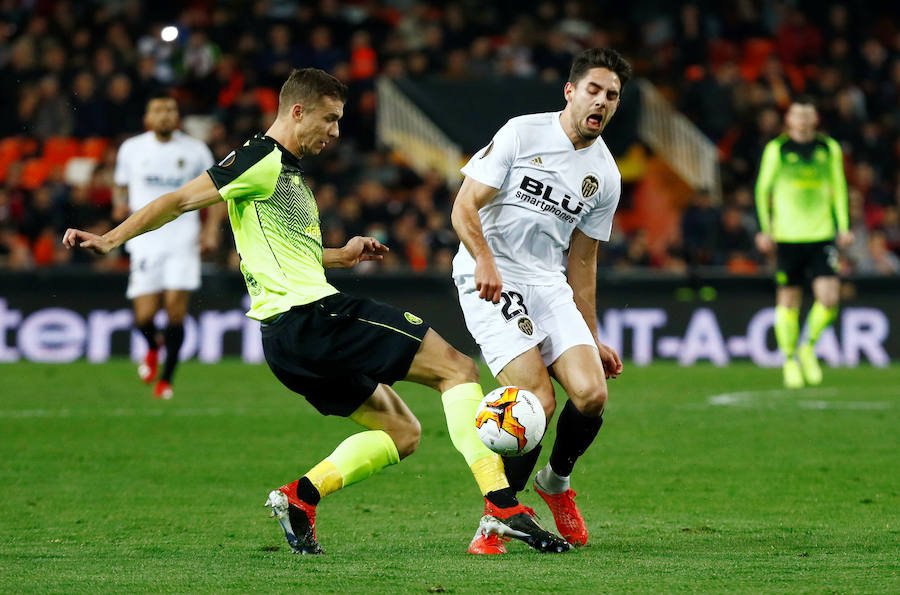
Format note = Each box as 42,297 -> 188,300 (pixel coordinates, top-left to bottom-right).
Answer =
454,275 -> 597,376
126,249 -> 201,299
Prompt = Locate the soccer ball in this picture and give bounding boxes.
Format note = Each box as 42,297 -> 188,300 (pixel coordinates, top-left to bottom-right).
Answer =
475,386 -> 546,456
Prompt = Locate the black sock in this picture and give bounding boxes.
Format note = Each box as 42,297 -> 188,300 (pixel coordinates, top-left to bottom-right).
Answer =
548,400 -> 604,477
485,487 -> 518,508
160,324 -> 184,383
501,444 -> 542,493
296,477 -> 321,506
138,323 -> 157,350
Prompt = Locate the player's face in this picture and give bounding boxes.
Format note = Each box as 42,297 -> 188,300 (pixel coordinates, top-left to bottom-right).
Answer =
785,104 -> 818,140
144,98 -> 179,135
564,67 -> 621,141
293,96 -> 343,156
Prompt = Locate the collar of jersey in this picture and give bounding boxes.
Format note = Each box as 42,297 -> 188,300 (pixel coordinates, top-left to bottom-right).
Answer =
553,110 -> 597,153
255,133 -> 303,169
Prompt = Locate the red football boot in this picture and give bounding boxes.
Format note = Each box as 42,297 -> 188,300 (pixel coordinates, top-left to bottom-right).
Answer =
138,349 -> 158,383
533,481 -> 588,546
468,499 -> 510,554
153,380 -> 173,400
265,480 -> 323,554
470,498 -> 570,553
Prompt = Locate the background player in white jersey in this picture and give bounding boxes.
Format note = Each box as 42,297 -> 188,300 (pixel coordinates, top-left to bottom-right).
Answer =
451,48 -> 631,551
113,95 -> 221,399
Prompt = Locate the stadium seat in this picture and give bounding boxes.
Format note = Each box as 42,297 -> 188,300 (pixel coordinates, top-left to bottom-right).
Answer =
43,137 -> 81,168
81,137 -> 110,160
739,38 -> 774,81
255,88 -> 279,113
21,158 -> 51,190
0,137 -> 24,162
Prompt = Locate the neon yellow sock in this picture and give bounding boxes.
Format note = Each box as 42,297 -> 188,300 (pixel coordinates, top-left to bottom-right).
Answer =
304,430 -> 400,499
774,305 -> 799,358
804,301 -> 838,346
442,382 -> 510,495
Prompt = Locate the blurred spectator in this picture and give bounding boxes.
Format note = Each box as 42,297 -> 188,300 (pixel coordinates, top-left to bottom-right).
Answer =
681,190 -> 720,267
857,230 -> 900,275
0,0 -> 897,277
71,72 -> 107,137
31,75 -> 74,138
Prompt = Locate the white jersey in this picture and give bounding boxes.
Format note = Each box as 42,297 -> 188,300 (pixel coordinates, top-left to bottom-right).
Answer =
114,130 -> 215,254
453,111 -> 621,285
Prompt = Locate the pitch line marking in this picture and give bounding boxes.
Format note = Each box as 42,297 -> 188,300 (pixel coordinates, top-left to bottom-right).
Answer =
707,388 -> 893,410
0,406 -> 276,420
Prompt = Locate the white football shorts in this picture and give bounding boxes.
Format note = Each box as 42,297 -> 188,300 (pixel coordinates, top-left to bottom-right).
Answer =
126,248 -> 201,299
454,275 -> 597,376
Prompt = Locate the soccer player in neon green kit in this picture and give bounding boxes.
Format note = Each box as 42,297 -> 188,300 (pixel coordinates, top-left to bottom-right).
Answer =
755,96 -> 853,388
63,68 -> 569,555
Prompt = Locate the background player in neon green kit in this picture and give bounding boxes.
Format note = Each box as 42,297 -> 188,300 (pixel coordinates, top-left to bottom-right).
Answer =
754,96 -> 853,388
63,68 -> 569,555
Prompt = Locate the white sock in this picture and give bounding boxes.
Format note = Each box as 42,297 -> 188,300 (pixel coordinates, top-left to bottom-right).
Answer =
535,463 -> 569,494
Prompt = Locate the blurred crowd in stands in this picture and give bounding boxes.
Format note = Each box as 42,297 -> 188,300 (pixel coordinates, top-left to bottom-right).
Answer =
1,0 -> 899,276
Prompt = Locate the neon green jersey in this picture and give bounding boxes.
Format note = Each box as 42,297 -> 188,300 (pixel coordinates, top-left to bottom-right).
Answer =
206,134 -> 337,321
754,133 -> 849,243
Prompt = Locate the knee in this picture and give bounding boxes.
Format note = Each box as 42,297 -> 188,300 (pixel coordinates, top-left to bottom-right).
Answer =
392,415 -> 422,460
440,352 -> 480,391
530,385 -> 556,420
571,385 -> 607,418
819,295 -> 839,309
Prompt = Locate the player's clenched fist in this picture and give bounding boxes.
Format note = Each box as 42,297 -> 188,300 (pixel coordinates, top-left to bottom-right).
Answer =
63,228 -> 115,255
474,257 -> 503,303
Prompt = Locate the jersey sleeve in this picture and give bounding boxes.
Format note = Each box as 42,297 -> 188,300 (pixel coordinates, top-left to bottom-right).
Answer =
113,141 -> 131,186
754,139 -> 781,234
826,137 -> 849,233
460,121 -> 519,189
206,143 -> 281,202
577,177 -> 620,241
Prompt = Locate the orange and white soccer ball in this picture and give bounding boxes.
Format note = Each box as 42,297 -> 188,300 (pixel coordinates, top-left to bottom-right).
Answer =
475,386 -> 546,456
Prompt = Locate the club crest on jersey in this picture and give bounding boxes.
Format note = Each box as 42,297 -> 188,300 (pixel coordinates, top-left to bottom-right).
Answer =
177,158 -> 186,169
582,174 -> 600,198
479,140 -> 494,159
517,316 -> 534,336
219,151 -> 236,167
242,268 -> 261,296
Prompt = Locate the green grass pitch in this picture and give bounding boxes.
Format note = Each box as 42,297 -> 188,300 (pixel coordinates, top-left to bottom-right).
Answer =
2,361 -> 899,593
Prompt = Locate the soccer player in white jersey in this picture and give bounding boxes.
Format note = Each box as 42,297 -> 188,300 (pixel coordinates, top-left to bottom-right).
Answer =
452,48 -> 631,553
113,95 -> 221,399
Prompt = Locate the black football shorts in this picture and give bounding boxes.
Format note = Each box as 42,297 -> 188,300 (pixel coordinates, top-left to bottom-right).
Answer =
775,240 -> 839,286
262,293 -> 430,416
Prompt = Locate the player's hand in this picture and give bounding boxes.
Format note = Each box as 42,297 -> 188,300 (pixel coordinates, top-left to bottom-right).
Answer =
62,228 -> 115,255
837,231 -> 855,248
597,343 -> 623,379
343,236 -> 389,267
755,232 -> 774,254
474,255 -> 503,303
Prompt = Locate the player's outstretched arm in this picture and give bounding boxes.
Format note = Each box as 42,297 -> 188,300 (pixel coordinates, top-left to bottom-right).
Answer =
322,236 -> 389,269
451,176 -> 503,303
63,173 -> 223,255
568,228 -> 622,378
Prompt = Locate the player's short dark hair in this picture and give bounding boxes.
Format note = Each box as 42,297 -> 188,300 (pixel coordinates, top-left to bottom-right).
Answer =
278,68 -> 349,115
569,48 -> 633,87
790,95 -> 817,109
146,92 -> 176,110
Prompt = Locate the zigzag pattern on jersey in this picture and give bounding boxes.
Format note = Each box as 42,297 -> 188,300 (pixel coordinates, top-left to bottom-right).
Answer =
254,168 -> 324,272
